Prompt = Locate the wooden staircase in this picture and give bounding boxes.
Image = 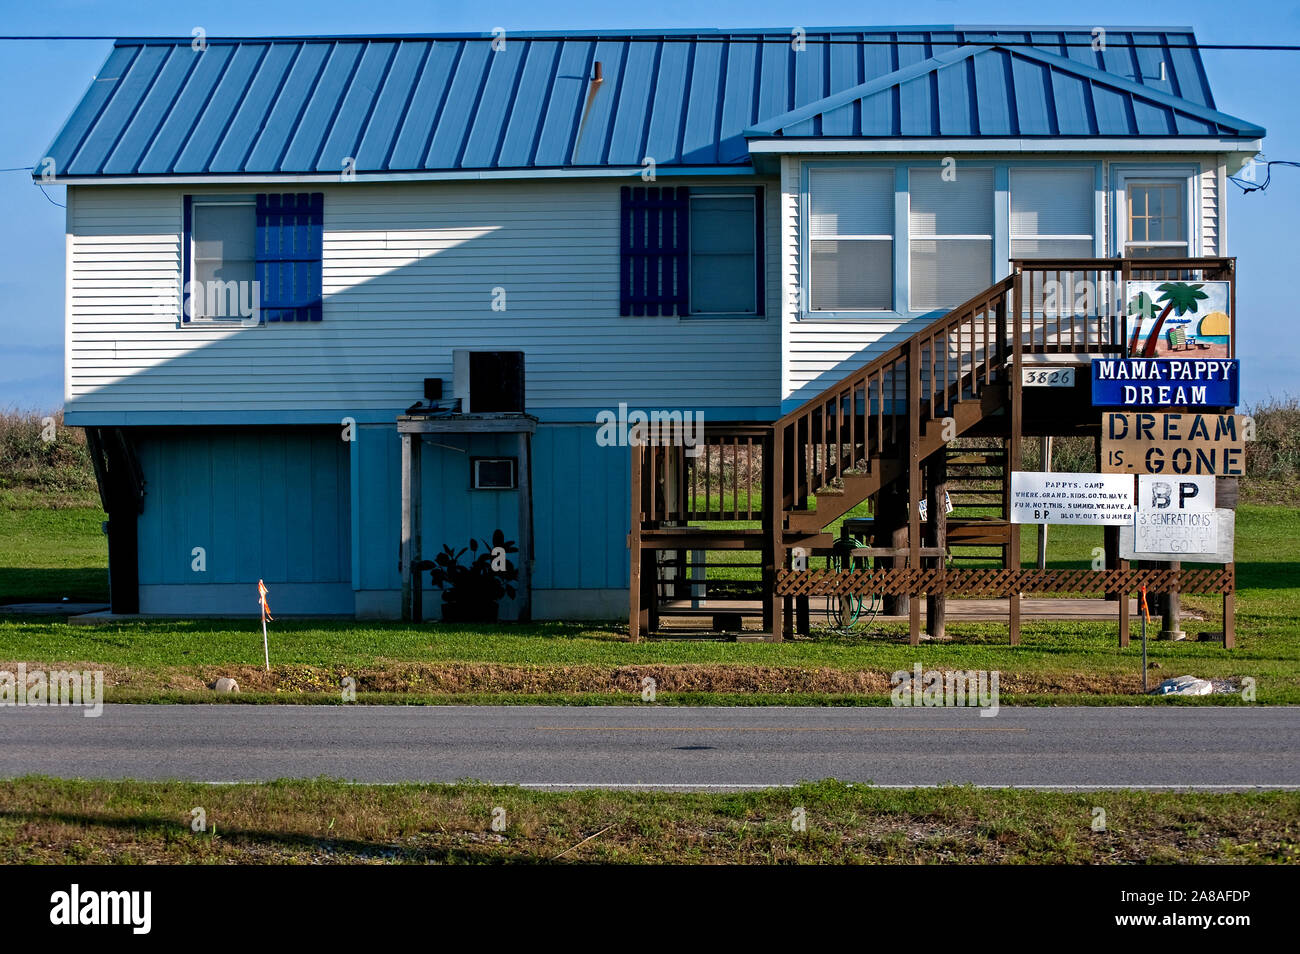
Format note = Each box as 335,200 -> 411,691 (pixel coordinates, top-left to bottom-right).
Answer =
630,256 -> 1238,642
774,276 -> 1016,540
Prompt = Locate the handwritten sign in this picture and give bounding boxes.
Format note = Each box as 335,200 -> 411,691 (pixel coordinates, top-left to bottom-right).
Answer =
1121,508 -> 1235,563
1102,413 -> 1246,476
1134,474 -> 1218,554
1010,472 -> 1136,525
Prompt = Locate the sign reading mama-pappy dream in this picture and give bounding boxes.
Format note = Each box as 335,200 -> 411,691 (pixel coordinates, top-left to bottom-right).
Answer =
1010,472 -> 1136,525
1092,358 -> 1239,407
1102,412 -> 1247,476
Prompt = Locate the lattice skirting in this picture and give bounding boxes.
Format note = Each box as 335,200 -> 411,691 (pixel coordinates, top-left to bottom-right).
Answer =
775,567 -> 1235,597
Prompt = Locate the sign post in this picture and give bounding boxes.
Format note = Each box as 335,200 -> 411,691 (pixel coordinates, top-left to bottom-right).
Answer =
1139,585 -> 1150,692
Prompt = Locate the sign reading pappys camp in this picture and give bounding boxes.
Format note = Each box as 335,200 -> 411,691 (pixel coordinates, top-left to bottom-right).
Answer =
1010,472 -> 1136,525
1092,358 -> 1239,407
1102,412 -> 1246,476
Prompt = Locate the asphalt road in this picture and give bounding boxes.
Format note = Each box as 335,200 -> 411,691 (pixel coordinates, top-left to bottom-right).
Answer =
1,705 -> 1297,789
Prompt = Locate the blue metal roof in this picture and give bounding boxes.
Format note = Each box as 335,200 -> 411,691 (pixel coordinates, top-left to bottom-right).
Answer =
747,44 -> 1265,139
40,27 -> 1263,179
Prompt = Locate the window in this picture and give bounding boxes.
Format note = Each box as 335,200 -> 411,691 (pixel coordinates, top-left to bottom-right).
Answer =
183,192 -> 324,324
1123,180 -> 1189,258
619,186 -> 763,317
1010,168 -> 1095,260
189,197 -> 255,322
909,168 -> 993,311
1011,168 -> 1096,314
688,194 -> 759,315
809,168 -> 893,311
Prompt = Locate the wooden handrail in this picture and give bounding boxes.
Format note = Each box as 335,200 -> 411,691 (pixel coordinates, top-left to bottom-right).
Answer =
774,275 -> 1016,430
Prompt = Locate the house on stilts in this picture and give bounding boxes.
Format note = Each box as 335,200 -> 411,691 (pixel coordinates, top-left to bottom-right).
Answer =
41,26 -> 1258,641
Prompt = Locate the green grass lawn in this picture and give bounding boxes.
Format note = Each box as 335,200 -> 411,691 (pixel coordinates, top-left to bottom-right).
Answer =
0,490 -> 107,603
1,492 -> 1296,703
1,777 -> 1294,864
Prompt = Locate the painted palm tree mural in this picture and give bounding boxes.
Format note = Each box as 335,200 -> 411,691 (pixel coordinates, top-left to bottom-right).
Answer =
1126,282 -> 1211,357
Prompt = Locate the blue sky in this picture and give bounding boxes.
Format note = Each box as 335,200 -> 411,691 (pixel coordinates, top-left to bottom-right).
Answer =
1,0 -> 1296,410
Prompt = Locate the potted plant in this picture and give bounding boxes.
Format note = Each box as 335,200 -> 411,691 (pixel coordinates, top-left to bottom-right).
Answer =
425,529 -> 519,622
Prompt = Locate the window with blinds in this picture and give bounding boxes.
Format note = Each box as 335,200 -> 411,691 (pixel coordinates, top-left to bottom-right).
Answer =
808,168 -> 893,311
689,193 -> 759,315
908,168 -> 993,311
1010,168 -> 1095,261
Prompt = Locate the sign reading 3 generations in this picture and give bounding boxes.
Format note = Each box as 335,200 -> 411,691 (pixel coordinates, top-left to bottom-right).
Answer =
1091,358 -> 1239,407
1102,412 -> 1247,475
1133,474 -> 1219,555
1010,472 -> 1136,525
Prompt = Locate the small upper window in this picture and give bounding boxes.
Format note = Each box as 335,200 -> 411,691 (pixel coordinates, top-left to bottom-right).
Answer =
1011,168 -> 1095,260
1125,181 -> 1188,258
909,167 -> 993,312
688,194 -> 759,315
189,198 -> 255,322
808,167 -> 894,312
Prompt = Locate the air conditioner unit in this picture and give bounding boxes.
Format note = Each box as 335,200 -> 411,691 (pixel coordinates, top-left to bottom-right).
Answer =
453,350 -> 525,413
472,457 -> 517,490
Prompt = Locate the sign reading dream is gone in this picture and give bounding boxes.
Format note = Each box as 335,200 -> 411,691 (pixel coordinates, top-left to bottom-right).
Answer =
1102,412 -> 1247,475
1010,472 -> 1136,524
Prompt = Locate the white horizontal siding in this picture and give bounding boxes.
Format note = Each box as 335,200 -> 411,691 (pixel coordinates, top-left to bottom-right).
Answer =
1201,160 -> 1218,255
67,179 -> 781,416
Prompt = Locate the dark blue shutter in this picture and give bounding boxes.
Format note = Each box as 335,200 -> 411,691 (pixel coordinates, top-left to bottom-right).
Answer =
256,193 -> 323,323
181,195 -> 193,323
620,186 -> 688,317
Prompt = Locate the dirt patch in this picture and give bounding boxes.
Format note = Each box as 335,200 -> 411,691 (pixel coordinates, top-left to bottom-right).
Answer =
0,659 -> 1157,696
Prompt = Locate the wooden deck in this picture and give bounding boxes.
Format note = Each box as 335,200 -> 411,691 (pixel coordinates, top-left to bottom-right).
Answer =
629,257 -> 1239,647
658,597 -> 1156,623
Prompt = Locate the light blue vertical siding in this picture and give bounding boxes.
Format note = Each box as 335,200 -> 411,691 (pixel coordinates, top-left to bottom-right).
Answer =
352,422 -> 631,601
531,424 -> 629,590
135,428 -> 351,587
419,433 -> 521,559
353,425 -> 401,592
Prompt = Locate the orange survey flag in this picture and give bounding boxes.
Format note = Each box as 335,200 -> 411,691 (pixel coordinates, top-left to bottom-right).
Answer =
1139,585 -> 1150,623
258,579 -> 273,621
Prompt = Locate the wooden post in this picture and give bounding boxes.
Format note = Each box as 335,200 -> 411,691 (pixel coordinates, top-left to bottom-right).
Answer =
1160,560 -> 1184,640
926,454 -> 948,639
1118,558 -> 1130,648
1098,435 -> 1121,600
1006,277 -> 1023,645
879,484 -> 909,617
767,424 -> 785,641
907,337 -> 922,647
399,432 -> 422,622
796,596 -> 811,636
628,444 -> 643,642
516,431 -> 533,622
1223,566 -> 1236,649
1036,436 -> 1051,570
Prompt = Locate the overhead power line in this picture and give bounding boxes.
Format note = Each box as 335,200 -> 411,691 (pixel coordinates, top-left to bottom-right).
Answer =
1229,160 -> 1300,195
0,34 -> 1296,51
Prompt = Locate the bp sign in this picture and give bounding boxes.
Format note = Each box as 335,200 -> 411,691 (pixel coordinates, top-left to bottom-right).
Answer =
1092,358 -> 1239,408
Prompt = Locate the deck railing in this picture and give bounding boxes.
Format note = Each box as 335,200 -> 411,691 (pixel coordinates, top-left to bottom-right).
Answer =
633,424 -> 770,525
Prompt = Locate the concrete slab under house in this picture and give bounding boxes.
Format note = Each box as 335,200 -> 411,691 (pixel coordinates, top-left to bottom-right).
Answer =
40,26 -> 1260,642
